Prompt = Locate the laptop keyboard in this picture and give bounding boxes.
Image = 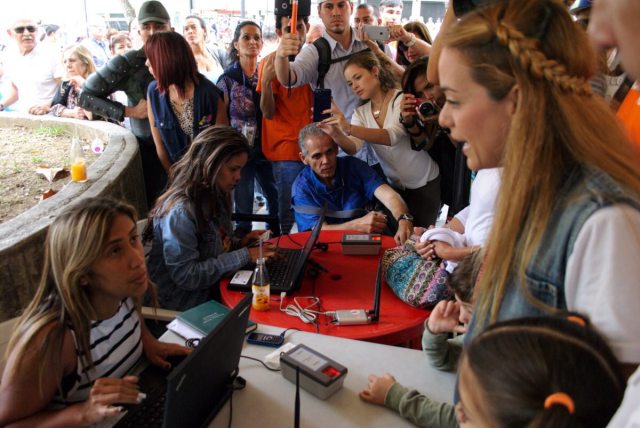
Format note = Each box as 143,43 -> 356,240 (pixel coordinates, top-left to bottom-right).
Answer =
115,390 -> 165,428
266,248 -> 302,289
114,355 -> 187,427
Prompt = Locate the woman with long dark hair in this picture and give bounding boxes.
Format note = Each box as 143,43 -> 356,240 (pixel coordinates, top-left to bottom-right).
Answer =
217,21 -> 279,235
146,126 -> 275,311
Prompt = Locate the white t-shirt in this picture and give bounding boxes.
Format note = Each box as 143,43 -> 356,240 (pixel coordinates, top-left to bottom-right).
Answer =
608,366 -> 640,427
455,168 -> 501,247
565,204 -> 640,364
350,89 -> 439,190
4,43 -> 60,112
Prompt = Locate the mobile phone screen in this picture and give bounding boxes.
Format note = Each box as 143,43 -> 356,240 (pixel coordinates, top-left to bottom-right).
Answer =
313,88 -> 332,122
247,332 -> 285,347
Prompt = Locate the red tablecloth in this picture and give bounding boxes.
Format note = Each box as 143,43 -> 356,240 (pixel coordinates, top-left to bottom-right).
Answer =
220,231 -> 430,346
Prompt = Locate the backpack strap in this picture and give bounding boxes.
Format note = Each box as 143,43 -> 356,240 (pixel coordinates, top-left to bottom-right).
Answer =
313,37 -> 371,89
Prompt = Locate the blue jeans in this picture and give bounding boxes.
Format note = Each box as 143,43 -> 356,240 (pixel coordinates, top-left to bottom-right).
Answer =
272,161 -> 304,234
234,152 -> 279,233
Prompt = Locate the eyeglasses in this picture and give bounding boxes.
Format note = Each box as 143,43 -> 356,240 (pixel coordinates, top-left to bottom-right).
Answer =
14,26 -> 37,34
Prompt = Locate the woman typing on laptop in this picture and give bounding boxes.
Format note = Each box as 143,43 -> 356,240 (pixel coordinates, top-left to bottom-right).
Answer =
145,126 -> 275,312
0,198 -> 190,426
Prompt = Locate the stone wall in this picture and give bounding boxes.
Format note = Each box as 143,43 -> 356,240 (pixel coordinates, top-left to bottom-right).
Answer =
0,115 -> 146,321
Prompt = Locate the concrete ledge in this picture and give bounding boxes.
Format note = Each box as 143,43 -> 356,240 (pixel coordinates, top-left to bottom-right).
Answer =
0,114 -> 147,321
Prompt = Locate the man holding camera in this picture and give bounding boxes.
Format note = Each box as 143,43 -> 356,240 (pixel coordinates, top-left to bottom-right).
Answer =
292,124 -> 413,244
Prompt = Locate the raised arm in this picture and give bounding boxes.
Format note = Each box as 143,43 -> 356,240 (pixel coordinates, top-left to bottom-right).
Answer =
426,6 -> 456,85
275,33 -> 300,87
258,53 -> 277,119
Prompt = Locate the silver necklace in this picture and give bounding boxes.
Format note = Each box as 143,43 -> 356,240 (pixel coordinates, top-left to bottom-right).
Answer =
371,91 -> 389,119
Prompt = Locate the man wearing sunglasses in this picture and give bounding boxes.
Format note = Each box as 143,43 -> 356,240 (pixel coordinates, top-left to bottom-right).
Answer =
1,18 -> 61,114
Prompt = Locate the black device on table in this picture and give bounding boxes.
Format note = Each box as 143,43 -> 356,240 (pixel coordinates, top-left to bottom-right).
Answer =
247,332 -> 286,347
228,210 -> 326,294
114,294 -> 252,428
330,256 -> 383,325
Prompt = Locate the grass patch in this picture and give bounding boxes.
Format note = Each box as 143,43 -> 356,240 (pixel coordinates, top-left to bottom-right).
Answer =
35,125 -> 68,138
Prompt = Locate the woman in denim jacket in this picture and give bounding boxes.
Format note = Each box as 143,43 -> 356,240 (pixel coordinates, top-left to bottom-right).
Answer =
145,126 -> 275,311
436,0 -> 640,375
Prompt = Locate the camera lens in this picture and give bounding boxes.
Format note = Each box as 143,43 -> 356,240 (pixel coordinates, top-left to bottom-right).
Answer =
418,100 -> 437,117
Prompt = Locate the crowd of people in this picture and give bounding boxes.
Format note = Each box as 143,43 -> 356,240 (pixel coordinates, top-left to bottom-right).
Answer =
0,0 -> 639,426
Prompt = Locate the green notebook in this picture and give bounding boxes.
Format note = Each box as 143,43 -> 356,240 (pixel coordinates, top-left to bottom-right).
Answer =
168,300 -> 257,340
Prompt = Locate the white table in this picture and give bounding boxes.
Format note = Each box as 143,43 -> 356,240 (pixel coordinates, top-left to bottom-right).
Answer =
201,325 -> 456,427
103,325 -> 456,427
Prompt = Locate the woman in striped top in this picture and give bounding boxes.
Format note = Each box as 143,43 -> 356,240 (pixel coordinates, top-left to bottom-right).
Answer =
0,198 -> 190,426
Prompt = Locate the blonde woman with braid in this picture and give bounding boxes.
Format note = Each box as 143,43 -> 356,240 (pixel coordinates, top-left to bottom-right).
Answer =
435,0 -> 640,375
0,198 -> 190,426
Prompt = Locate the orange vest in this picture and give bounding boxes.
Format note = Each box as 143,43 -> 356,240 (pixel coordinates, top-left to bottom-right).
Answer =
617,86 -> 640,149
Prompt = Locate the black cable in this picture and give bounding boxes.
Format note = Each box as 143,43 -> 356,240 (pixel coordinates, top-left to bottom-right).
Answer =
185,338 -> 200,348
240,355 -> 282,372
280,328 -> 301,337
228,391 -> 233,428
284,233 -> 303,247
294,365 -> 300,428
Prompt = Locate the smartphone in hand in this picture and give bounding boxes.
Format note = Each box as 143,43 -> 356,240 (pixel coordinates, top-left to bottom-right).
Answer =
363,25 -> 391,42
313,88 -> 332,122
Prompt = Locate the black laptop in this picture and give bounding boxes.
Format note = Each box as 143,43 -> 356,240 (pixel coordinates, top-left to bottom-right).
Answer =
115,294 -> 252,428
228,211 -> 326,294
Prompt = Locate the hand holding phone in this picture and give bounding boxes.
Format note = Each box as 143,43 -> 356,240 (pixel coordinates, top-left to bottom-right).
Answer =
313,88 -> 332,122
363,25 -> 391,42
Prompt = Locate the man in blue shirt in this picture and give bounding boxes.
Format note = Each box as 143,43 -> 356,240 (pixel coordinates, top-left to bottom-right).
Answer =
292,124 -> 413,244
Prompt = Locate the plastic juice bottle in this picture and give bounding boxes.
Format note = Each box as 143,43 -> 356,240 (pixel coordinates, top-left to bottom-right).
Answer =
70,137 -> 87,182
252,257 -> 270,311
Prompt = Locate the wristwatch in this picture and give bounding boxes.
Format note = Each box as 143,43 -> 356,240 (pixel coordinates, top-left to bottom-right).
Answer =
0,103 -> 4,111
397,213 -> 414,223
399,114 -> 415,129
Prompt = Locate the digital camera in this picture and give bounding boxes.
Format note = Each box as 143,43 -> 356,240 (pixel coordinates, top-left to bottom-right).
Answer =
416,98 -> 438,117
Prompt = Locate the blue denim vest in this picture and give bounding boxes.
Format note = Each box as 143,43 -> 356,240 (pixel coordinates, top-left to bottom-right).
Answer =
148,76 -> 221,163
468,166 -> 640,336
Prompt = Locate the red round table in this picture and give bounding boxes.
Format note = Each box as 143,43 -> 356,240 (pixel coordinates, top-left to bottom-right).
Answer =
220,231 -> 430,347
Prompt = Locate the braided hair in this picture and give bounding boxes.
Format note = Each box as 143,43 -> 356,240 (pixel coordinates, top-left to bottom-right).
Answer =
439,0 -> 640,323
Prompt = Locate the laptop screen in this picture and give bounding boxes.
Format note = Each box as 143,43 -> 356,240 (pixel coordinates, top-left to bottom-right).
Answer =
163,294 -> 251,428
289,210 -> 326,282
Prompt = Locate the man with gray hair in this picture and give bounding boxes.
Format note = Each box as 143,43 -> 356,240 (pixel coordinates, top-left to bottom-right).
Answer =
292,124 -> 413,244
1,15 -> 61,114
